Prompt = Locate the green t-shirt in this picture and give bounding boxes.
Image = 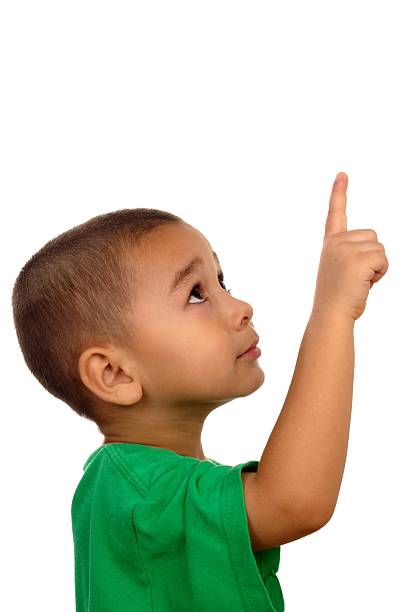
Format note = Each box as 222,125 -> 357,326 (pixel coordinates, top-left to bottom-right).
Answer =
71,443 -> 285,611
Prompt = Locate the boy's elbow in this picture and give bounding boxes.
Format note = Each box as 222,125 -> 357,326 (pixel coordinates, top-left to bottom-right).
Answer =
290,498 -> 335,533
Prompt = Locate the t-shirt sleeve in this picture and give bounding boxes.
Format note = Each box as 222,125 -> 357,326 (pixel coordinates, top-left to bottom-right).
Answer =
132,457 -> 284,611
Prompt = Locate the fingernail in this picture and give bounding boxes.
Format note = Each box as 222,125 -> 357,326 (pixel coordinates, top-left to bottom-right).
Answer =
335,172 -> 343,182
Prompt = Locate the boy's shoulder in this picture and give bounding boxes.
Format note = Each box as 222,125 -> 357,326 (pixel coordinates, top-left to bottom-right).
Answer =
80,443 -> 222,494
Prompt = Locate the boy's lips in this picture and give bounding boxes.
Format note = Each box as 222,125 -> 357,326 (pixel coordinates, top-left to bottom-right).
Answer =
237,337 -> 260,357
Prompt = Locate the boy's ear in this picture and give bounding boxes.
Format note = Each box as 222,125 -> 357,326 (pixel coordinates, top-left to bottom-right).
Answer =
78,346 -> 143,406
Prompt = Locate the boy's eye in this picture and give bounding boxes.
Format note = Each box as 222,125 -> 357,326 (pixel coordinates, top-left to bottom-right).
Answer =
188,278 -> 232,304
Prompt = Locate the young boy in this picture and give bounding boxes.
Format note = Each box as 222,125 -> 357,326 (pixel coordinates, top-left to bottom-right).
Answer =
12,172 -> 388,611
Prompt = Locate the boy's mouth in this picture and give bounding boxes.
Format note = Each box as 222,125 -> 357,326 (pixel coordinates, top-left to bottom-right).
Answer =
237,337 -> 260,357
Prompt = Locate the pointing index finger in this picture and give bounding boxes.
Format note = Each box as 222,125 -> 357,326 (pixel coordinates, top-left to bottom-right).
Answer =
325,172 -> 348,237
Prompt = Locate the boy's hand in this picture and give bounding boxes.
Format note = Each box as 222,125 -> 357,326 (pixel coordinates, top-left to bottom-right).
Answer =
311,172 -> 389,321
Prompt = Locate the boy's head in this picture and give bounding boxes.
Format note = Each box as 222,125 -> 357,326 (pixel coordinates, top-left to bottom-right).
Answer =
12,209 -> 264,455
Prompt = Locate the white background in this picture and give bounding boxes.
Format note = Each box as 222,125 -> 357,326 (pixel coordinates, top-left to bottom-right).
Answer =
1,1 -> 407,610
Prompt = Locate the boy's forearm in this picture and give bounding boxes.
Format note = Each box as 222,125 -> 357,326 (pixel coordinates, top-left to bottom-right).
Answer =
256,310 -> 355,527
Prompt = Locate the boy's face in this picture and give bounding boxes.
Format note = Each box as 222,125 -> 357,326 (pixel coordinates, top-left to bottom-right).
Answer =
131,221 -> 264,402
82,222 -> 265,458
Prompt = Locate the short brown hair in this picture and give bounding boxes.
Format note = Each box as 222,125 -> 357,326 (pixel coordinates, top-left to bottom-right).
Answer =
11,207 -> 183,424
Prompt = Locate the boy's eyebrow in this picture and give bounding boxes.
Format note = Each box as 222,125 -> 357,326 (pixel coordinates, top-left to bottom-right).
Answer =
169,251 -> 222,295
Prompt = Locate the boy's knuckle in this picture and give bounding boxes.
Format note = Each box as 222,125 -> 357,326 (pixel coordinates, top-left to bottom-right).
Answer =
366,229 -> 378,240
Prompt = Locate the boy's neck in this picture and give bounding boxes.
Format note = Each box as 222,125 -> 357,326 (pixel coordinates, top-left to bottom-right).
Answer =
102,433 -> 207,461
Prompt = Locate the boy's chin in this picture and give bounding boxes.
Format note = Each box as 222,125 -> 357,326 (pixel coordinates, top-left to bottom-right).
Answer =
236,368 -> 266,398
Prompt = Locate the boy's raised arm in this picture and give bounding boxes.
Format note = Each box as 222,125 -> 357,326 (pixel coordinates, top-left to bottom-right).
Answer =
251,172 -> 389,531
253,309 -> 355,530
